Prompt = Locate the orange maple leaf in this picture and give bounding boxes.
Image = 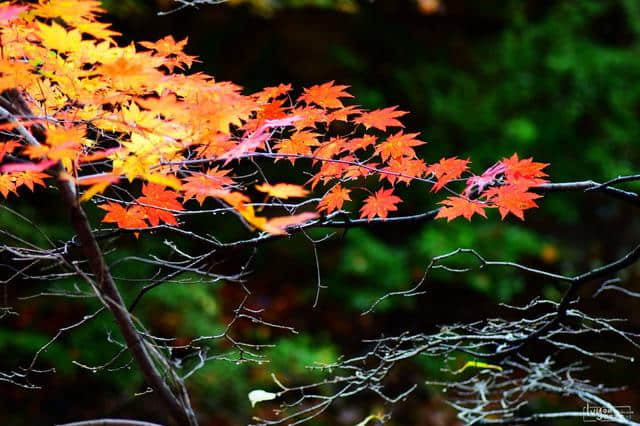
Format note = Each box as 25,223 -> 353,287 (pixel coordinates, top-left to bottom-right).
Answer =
253,83 -> 292,103
182,168 -> 234,205
435,196 -> 487,222
99,202 -> 148,229
484,185 -> 542,220
502,153 -> 549,187
255,183 -> 309,199
194,133 -> 236,158
343,161 -> 377,180
139,35 -> 188,57
264,212 -> 319,234
220,191 -> 251,211
98,54 -> 164,91
0,141 -> 20,161
135,94 -> 184,119
381,157 -> 427,185
76,174 -> 121,187
139,35 -> 198,71
427,157 -> 469,192
298,81 -> 353,109
317,184 -> 351,214
307,157 -> 351,189
0,174 -> 16,198
341,134 -> 376,154
359,187 -> 402,220
376,131 -> 425,162
0,60 -> 36,93
290,106 -> 327,130
23,125 -> 85,172
353,106 -> 408,131
313,136 -> 345,163
77,174 -> 121,202
327,105 -> 362,122
13,171 -> 48,192
79,147 -> 122,163
273,130 -> 320,163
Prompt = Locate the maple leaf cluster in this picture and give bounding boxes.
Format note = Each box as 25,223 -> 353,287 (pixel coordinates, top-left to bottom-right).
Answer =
0,0 -> 549,235
435,154 -> 548,221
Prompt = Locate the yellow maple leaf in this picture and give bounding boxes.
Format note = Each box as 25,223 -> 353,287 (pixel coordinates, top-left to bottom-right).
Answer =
37,21 -> 83,54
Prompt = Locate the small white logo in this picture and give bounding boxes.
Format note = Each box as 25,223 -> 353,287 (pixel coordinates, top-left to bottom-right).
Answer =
583,402 -> 634,422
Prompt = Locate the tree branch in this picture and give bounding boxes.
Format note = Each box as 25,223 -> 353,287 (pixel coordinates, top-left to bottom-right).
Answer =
56,420 -> 163,426
0,91 -> 197,426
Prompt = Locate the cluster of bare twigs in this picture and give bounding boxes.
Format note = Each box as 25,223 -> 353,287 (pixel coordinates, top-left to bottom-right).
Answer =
251,297 -> 640,425
246,190 -> 640,424
248,239 -> 640,425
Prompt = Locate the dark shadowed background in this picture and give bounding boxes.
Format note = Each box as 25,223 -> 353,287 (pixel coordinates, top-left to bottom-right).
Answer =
1,0 -> 639,424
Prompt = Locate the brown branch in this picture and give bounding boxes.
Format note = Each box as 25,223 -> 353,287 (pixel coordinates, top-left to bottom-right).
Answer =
0,91 -> 197,426
56,176 -> 197,426
56,419 -> 163,426
535,181 -> 640,206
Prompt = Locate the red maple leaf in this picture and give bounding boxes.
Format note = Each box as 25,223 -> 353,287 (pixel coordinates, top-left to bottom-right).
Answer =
359,187 -> 402,220
259,98 -> 288,121
137,184 -> 184,226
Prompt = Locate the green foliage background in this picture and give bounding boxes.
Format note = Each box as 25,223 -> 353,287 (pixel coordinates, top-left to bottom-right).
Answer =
1,1 -> 640,425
